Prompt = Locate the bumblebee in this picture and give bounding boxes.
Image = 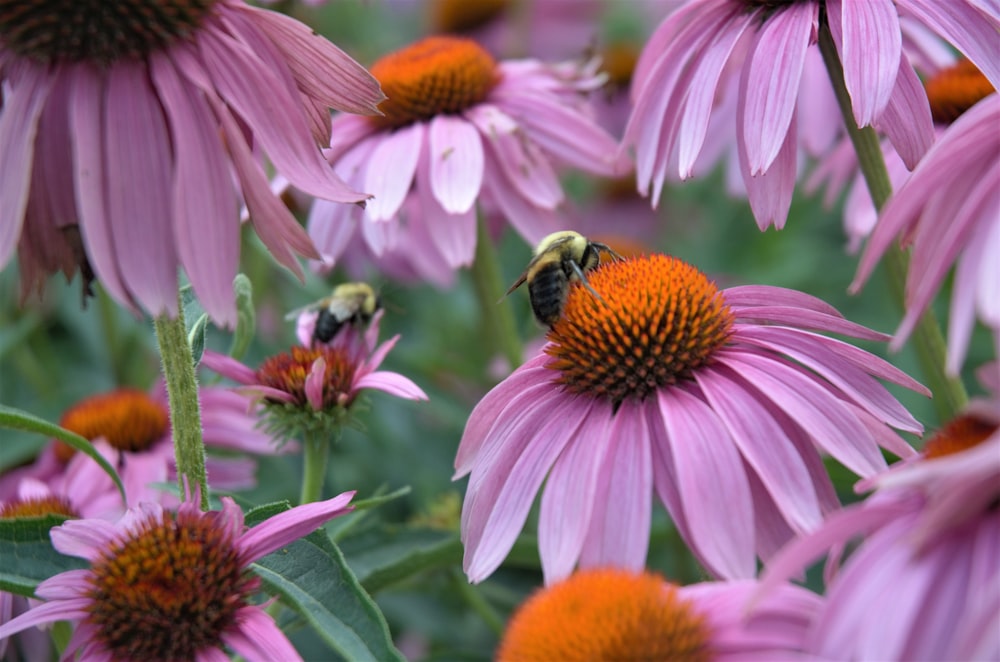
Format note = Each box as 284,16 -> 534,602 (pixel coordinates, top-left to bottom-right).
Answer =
503,231 -> 621,326
286,282 -> 381,345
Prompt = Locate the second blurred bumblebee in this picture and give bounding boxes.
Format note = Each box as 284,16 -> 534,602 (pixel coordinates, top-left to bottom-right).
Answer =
287,282 -> 381,345
503,231 -> 620,326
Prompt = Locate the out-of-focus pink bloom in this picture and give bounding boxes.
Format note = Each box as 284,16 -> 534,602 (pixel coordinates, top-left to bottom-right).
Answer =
456,254 -> 926,584
0,1 -> 383,325
0,384 -> 286,504
0,490 -> 356,661
624,0 -> 999,229
852,93 -> 1000,375
758,369 -> 1000,660
498,568 -> 822,661
305,36 -> 628,282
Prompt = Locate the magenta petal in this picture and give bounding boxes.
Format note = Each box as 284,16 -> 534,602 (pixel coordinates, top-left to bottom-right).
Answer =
222,606 -> 303,662
836,0 -> 901,127
50,516 -> 120,561
428,115 -> 484,214
355,371 -> 427,400
201,350 -> 258,386
0,597 -> 92,640
658,388 -> 756,579
741,0 -> 814,173
0,64 -> 50,268
364,122 -> 422,221
105,61 -> 179,317
537,413 -> 613,583
239,491 -> 354,560
876,59 -> 934,169
901,0 -> 1000,89
738,99 -> 798,230
415,172 -> 477,268
304,357 -> 326,410
150,53 -> 240,327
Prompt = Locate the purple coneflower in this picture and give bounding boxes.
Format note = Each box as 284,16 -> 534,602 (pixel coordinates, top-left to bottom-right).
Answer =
456,253 -> 926,584
497,568 -> 822,661
758,372 -> 1000,660
624,0 -> 999,228
305,35 -> 627,278
0,384 -> 285,503
852,91 -> 999,375
0,490 -> 356,661
0,1 -> 383,325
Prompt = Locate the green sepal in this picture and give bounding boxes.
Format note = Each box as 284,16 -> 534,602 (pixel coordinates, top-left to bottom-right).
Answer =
229,274 -> 256,361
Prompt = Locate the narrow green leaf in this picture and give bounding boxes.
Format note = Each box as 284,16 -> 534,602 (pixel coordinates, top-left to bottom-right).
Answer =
229,274 -> 255,361
0,517 -> 88,596
253,530 -> 403,662
188,313 -> 209,366
0,405 -> 125,502
339,526 -> 462,594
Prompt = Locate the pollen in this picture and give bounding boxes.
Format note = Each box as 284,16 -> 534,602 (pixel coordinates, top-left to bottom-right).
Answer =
431,0 -> 508,34
926,59 -> 995,125
57,388 -> 169,461
85,508 -> 254,661
497,568 -> 711,662
546,254 -> 732,405
0,496 -> 78,519
923,413 -> 997,460
0,0 -> 217,64
256,345 -> 357,409
369,36 -> 499,129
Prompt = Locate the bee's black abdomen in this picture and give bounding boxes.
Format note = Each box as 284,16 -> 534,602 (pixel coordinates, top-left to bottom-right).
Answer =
313,310 -> 343,344
528,266 -> 569,326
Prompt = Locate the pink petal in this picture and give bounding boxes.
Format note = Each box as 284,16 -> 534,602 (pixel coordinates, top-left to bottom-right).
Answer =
238,491 -> 355,560
0,597 -> 92,640
104,61 -> 178,317
900,0 -> 1000,89
304,357 -> 326,410
364,123 -> 422,221
658,387 -> 757,579
354,371 -> 427,400
835,0 -> 901,127
875,58 -> 934,169
222,606 -> 303,662
741,0 -> 814,174
738,99 -> 798,230
479,154 -> 561,244
724,285 -> 843,315
483,125 -> 563,209
428,115 -> 484,214
49,518 -> 120,561
416,164 -> 477,268
201,350 -> 258,385
150,53 -> 240,327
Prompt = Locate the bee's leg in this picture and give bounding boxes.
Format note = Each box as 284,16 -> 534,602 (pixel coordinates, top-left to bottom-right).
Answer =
570,261 -> 606,303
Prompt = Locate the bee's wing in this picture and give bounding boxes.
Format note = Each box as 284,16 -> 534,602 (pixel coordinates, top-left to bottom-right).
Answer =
284,303 -> 319,320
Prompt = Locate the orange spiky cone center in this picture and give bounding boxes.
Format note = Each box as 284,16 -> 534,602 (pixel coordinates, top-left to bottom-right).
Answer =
925,59 -> 995,125
57,388 -> 169,461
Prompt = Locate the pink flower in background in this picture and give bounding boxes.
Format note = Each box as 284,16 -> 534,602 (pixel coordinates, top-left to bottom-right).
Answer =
0,384 -> 287,504
0,1 -> 383,325
456,254 -> 926,584
759,370 -> 1000,660
305,36 -> 627,280
624,0 -> 999,229
497,568 -> 822,661
852,93 -> 1000,375
0,490 -> 356,661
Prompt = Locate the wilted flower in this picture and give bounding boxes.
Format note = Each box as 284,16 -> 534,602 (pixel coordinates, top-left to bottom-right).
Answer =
497,568 -> 822,661
305,35 -> 627,280
0,1 -> 383,324
456,253 -> 926,584
0,490 -> 356,661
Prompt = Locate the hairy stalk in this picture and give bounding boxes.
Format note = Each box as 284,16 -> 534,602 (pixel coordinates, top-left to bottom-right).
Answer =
817,21 -> 967,421
153,301 -> 208,509
471,215 -> 523,371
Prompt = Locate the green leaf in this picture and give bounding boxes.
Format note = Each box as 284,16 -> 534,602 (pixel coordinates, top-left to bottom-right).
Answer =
187,313 -> 209,366
229,274 -> 256,361
253,528 -> 404,662
0,404 -> 125,502
0,517 -> 88,596
339,526 -> 462,594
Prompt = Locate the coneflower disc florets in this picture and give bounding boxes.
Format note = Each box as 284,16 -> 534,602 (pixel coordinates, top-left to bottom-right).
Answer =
369,36 -> 499,129
0,496 -> 78,519
546,255 -> 732,405
497,568 -> 711,662
256,346 -> 357,410
923,413 -> 997,460
0,0 -> 216,64
85,508 -> 254,661
925,59 -> 996,125
57,389 -> 169,461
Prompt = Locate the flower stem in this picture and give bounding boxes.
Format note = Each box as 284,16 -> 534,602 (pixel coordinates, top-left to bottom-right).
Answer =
450,568 -> 504,637
817,21 -> 967,421
153,302 -> 208,509
299,430 -> 331,504
470,215 -> 523,371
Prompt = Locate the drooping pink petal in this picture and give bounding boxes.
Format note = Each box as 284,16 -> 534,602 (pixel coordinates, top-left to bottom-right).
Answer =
833,0 -> 901,127
364,122 -> 422,221
150,53 -> 239,327
354,372 -> 427,400
900,0 -> 1000,89
238,492 -> 354,560
49,515 -> 121,562
479,155 -> 561,245
741,0 -> 814,174
32,569 -> 92,600
428,115 -> 484,214
483,124 -> 563,209
0,597 -> 91,640
221,606 -> 304,662
874,58 -> 934,169
658,387 -> 756,579
201,350 -> 259,386
104,61 -> 178,317
738,98 -> 798,230
304,357 -> 326,410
